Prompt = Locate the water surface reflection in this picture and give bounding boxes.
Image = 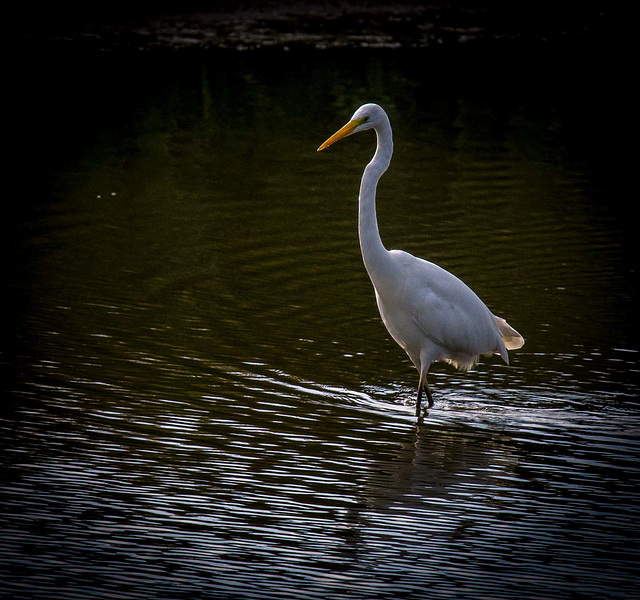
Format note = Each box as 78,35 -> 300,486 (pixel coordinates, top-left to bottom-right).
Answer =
2,45 -> 638,599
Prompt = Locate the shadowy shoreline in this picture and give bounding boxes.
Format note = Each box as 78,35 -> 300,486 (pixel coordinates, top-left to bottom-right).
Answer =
18,1 -> 610,53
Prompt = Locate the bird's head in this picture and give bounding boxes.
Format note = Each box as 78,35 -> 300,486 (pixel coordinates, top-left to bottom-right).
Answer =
317,103 -> 385,152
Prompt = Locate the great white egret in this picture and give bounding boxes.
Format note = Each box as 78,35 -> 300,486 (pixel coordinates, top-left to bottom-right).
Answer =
318,103 -> 524,416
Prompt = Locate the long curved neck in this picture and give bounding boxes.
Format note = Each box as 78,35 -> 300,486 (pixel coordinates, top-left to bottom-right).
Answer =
359,118 -> 393,281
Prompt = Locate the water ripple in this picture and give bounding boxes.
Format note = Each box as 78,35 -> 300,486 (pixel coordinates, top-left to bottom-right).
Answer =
3,48 -> 638,600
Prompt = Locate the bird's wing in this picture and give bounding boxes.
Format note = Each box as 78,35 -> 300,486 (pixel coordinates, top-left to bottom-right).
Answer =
389,251 -> 502,358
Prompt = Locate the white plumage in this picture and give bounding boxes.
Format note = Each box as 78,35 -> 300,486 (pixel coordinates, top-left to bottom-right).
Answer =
318,103 -> 524,416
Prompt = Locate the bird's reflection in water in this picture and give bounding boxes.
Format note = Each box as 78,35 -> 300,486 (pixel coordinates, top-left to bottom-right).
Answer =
339,419 -> 516,559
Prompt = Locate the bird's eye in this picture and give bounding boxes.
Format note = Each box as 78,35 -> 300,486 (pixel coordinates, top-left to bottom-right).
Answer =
363,116 -> 370,123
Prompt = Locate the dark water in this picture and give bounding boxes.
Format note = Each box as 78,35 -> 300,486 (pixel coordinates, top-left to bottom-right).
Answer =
3,44 -> 639,599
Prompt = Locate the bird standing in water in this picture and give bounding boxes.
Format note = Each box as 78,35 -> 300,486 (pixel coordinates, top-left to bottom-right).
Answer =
318,103 -> 524,416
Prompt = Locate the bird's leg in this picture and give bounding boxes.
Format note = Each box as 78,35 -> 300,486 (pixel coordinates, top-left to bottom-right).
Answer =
415,374 -> 434,417
424,379 -> 434,409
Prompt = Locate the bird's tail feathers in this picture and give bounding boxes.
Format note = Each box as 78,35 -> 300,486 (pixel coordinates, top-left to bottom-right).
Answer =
494,316 -> 525,350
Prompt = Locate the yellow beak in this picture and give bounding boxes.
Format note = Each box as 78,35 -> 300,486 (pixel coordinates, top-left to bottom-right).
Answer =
317,118 -> 365,152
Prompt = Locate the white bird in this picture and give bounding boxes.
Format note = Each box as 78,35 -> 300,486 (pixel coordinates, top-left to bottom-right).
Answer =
318,103 -> 524,416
